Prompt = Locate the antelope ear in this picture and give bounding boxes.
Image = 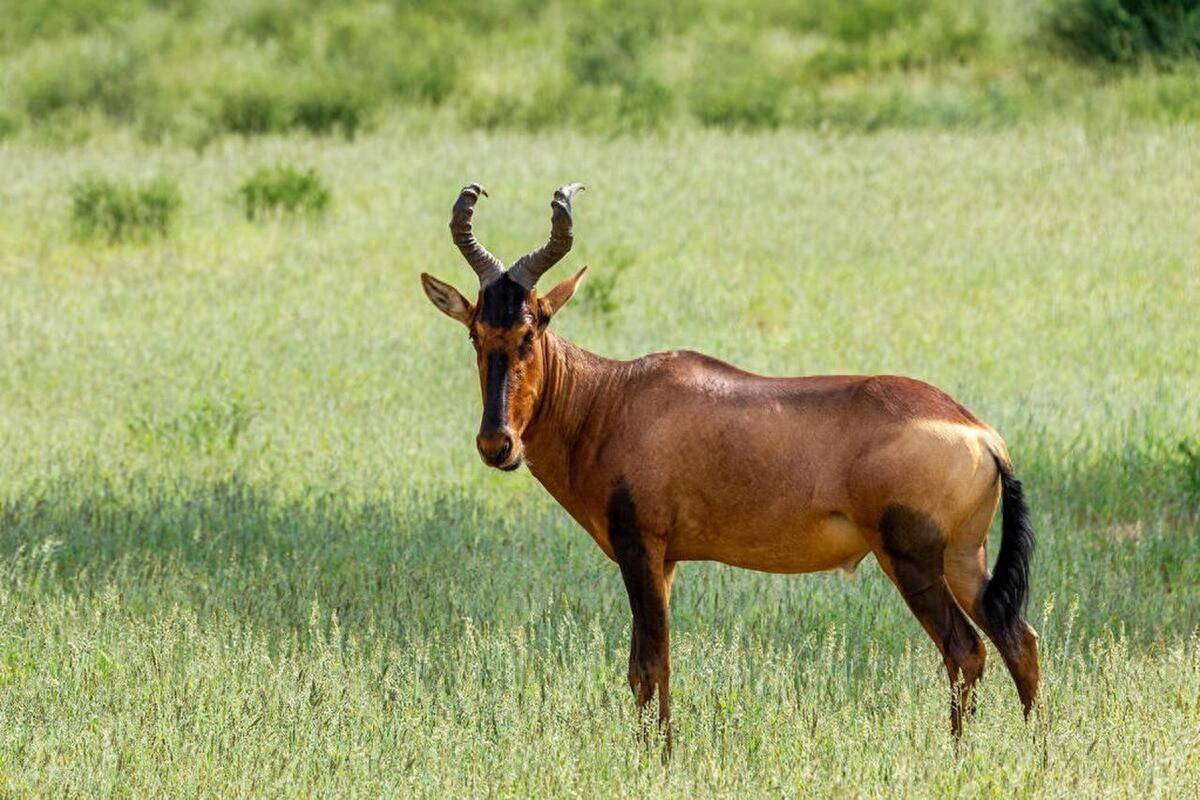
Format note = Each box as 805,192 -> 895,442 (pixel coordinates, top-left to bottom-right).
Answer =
537,266 -> 587,324
421,273 -> 473,326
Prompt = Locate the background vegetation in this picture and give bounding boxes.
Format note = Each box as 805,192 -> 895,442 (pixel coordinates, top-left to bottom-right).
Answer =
1,1 -> 1198,796
1,126 -> 1198,795
3,0 -> 1200,143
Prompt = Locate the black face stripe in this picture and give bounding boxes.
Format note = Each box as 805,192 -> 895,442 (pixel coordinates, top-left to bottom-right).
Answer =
479,274 -> 530,328
481,349 -> 509,432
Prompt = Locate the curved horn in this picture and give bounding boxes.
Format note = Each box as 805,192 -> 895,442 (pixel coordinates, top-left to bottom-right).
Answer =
507,183 -> 584,290
450,183 -> 505,287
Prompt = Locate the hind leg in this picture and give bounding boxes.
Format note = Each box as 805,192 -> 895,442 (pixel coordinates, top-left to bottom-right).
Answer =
877,506 -> 987,737
945,539 -> 1040,717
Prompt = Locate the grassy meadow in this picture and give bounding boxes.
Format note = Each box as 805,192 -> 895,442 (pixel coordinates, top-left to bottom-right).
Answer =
0,120 -> 1198,796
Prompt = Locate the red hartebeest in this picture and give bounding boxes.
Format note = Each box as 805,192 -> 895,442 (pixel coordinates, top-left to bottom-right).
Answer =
420,183 -> 1039,742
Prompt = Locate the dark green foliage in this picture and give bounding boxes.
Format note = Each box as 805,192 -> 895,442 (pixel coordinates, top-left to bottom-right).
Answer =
212,78 -> 374,138
229,0 -> 297,44
20,38 -> 148,123
289,81 -> 371,138
238,165 -> 330,220
1043,0 -> 1200,64
615,76 -> 675,132
1,0 -> 145,46
1178,440 -> 1200,499
324,11 -> 461,105
565,5 -> 660,88
689,72 -> 787,130
0,109 -> 18,139
213,85 -> 289,136
70,174 -> 181,242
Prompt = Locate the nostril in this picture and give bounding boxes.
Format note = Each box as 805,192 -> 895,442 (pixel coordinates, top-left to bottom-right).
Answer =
476,431 -> 515,465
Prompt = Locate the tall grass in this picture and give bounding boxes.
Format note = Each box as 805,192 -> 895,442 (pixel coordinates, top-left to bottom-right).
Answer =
0,125 -> 1197,794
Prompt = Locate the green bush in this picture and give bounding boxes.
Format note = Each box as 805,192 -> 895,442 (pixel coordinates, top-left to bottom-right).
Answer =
1119,67 -> 1200,119
688,56 -> 788,130
805,0 -> 933,43
1178,440 -> 1200,499
1043,0 -> 1200,64
70,174 -> 181,242
289,79 -> 371,138
322,10 -> 461,104
615,76 -> 676,132
237,165 -> 330,221
19,37 -> 148,122
565,9 -> 658,88
211,76 -> 374,138
228,0 -> 298,44
788,84 -> 1021,132
0,109 -> 19,139
1,0 -> 144,47
212,84 -> 289,136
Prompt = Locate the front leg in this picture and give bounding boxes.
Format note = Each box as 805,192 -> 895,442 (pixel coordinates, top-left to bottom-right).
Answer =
626,561 -> 676,703
607,481 -> 672,743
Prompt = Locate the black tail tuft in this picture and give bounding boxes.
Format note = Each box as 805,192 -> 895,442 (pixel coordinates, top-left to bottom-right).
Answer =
982,455 -> 1035,646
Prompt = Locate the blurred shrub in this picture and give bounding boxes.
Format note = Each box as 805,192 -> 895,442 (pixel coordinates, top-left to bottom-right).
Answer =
213,84 -> 289,135
19,37 -> 149,123
322,9 -> 461,104
689,73 -> 786,130
1043,0 -> 1200,64
1179,440 -> 1200,498
565,7 -> 659,88
211,76 -> 374,138
732,0 -> 992,70
687,35 -> 789,130
0,108 -> 18,139
70,175 -> 181,243
791,84 -> 1021,132
1119,67 -> 1200,119
289,77 -> 371,138
615,76 -> 676,133
802,0 -> 933,42
237,165 -> 330,221
1,0 -> 144,46
228,0 -> 298,44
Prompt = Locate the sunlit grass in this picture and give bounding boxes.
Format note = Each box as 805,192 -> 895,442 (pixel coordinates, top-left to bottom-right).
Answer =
0,123 -> 1197,795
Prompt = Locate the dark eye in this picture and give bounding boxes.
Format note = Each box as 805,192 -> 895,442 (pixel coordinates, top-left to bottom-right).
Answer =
518,330 -> 534,356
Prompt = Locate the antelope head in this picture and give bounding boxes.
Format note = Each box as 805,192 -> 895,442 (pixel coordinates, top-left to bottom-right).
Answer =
421,183 -> 587,471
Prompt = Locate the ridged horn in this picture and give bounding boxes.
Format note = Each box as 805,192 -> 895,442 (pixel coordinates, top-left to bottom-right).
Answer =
449,183 -> 504,287
506,183 -> 584,290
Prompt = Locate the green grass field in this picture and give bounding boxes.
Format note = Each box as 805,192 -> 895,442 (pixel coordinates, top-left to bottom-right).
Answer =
1,122 -> 1198,796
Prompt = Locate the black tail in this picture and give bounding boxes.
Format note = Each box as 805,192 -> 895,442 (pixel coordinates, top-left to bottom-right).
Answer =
982,455 -> 1034,646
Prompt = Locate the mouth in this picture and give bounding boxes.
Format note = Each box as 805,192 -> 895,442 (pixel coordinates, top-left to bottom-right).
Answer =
497,454 -> 524,472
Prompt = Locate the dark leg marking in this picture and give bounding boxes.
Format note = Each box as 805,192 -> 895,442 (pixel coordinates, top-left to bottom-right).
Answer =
880,505 -> 986,736
607,478 -> 671,745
